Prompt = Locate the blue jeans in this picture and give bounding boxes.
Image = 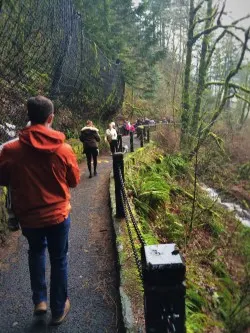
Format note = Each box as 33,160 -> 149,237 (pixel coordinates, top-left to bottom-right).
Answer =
22,216 -> 70,317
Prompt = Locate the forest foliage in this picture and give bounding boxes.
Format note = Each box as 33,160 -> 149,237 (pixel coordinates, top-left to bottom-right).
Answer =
123,133 -> 250,333
0,0 -> 124,132
1,0 -> 249,141
75,0 -> 250,154
0,1 -> 250,332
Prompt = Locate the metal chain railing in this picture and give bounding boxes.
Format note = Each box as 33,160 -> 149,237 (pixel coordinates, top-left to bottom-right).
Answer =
120,192 -> 144,281
118,168 -> 146,247
113,150 -> 186,333
118,167 -> 145,281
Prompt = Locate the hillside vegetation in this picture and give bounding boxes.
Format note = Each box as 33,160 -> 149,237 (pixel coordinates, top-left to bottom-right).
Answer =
120,126 -> 250,333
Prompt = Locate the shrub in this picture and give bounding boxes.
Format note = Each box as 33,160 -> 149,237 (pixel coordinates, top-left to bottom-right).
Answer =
163,154 -> 188,177
0,188 -> 8,244
67,138 -> 84,163
238,162 -> 250,180
152,125 -> 180,154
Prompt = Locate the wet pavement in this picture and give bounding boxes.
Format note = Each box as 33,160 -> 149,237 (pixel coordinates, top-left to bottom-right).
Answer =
0,155 -> 124,333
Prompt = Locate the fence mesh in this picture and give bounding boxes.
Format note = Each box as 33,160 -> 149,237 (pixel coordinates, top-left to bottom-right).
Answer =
0,0 -> 125,141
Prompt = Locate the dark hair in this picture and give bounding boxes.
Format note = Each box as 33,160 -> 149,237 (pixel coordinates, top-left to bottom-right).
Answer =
27,96 -> 54,124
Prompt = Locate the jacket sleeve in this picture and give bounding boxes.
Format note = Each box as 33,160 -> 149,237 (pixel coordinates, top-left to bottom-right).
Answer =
94,131 -> 101,142
65,145 -> 80,188
0,147 -> 10,186
79,131 -> 85,143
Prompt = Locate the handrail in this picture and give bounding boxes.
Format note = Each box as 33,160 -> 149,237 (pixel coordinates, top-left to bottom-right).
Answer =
112,143 -> 186,333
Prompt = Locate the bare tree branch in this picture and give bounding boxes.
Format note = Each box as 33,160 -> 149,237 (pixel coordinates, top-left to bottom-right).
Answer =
235,93 -> 250,105
216,1 -> 226,26
194,6 -> 219,26
193,14 -> 250,43
225,28 -> 250,83
193,0 -> 207,15
205,82 -> 250,94
192,28 -> 250,153
205,30 -> 227,69
225,30 -> 250,52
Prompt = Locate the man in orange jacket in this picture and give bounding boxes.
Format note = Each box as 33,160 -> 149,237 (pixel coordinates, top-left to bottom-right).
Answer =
0,96 -> 80,325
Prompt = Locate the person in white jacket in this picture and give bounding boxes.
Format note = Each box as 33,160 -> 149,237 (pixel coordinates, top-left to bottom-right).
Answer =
105,122 -> 118,155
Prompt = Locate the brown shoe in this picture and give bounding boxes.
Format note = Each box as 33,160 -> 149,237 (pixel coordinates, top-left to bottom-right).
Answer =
50,299 -> 70,326
34,301 -> 47,315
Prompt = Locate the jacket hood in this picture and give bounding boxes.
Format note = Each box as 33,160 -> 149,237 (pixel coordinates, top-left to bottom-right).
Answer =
81,126 -> 99,132
19,124 -> 65,153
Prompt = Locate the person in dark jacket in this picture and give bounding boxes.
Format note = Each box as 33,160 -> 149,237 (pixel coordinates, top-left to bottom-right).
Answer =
79,120 -> 100,178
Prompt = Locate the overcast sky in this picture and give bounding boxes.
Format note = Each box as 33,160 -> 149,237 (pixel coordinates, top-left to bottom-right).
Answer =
224,0 -> 250,21
132,0 -> 250,23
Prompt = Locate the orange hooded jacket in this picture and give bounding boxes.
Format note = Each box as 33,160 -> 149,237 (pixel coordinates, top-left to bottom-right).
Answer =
0,124 -> 80,228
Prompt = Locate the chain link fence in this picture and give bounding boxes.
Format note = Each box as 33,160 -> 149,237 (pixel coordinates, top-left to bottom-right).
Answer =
0,0 -> 125,141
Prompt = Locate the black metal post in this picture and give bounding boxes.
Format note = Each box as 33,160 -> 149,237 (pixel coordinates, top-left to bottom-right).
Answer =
117,134 -> 123,152
147,126 -> 150,143
113,152 -> 125,218
140,128 -> 144,147
130,131 -> 134,152
143,126 -> 146,140
143,244 -> 186,333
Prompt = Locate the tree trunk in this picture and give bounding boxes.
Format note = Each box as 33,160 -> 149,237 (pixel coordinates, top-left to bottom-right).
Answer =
191,0 -> 213,137
181,0 -> 195,145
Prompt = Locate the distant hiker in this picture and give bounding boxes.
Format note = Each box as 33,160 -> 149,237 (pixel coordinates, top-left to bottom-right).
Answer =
130,123 -> 135,133
123,120 -> 130,135
0,96 -> 80,325
105,122 -> 118,155
80,120 -> 100,178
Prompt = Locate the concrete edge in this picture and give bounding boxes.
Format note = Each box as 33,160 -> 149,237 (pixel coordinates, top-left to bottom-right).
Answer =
109,171 -> 138,333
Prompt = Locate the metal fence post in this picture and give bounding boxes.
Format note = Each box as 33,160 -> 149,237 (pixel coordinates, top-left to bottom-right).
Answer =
143,126 -> 146,140
130,131 -> 134,152
143,244 -> 186,333
140,128 -> 144,147
117,134 -> 123,152
113,152 -> 125,218
147,126 -> 150,143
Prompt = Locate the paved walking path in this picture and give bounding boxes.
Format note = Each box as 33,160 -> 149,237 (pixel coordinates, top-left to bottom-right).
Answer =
0,154 -> 124,333
0,134 -> 141,333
